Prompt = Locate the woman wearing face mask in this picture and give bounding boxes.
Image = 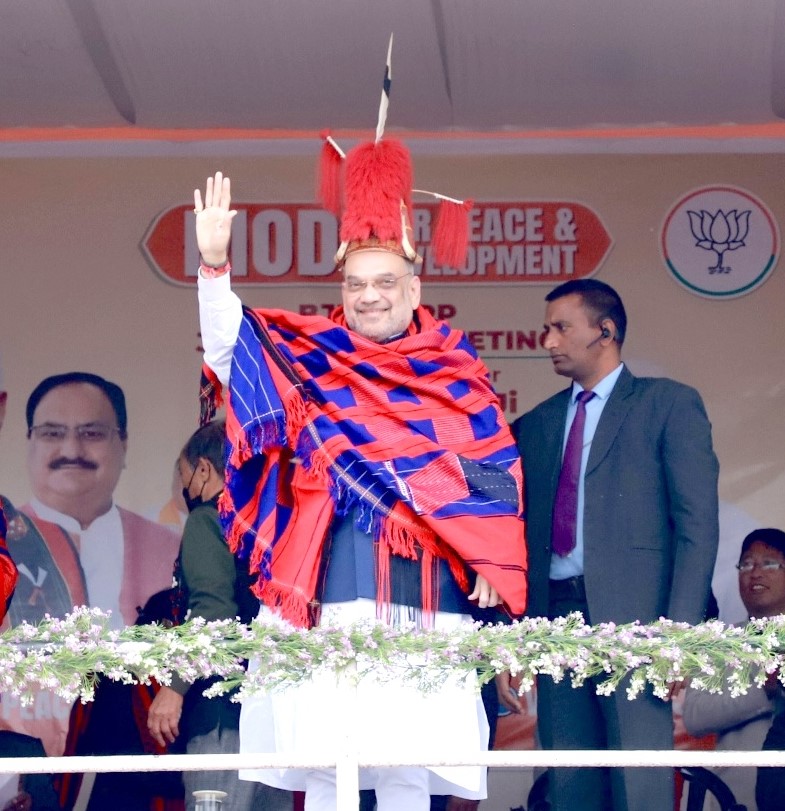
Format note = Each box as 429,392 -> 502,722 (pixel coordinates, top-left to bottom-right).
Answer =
146,420 -> 290,811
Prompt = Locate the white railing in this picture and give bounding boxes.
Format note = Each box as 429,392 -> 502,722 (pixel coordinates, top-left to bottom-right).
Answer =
1,749 -> 784,809
3,610 -> 785,808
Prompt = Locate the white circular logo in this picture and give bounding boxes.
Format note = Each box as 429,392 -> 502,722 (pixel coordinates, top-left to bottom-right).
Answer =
661,186 -> 779,299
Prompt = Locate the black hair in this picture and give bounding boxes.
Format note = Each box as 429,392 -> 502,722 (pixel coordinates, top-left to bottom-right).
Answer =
26,372 -> 127,439
740,528 -> 785,561
181,419 -> 227,476
545,279 -> 627,345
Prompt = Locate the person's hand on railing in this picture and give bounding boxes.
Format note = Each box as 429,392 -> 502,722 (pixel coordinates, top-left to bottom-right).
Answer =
665,679 -> 687,701
2,792 -> 31,811
147,685 -> 184,748
495,671 -> 523,715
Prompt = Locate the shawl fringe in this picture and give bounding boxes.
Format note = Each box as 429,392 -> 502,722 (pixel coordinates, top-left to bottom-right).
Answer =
254,579 -> 312,629
218,305 -> 527,628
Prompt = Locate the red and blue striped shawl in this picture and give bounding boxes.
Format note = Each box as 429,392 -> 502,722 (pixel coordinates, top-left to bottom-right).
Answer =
205,305 -> 527,628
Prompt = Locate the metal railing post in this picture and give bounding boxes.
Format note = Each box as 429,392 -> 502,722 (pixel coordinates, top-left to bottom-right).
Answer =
335,662 -> 360,809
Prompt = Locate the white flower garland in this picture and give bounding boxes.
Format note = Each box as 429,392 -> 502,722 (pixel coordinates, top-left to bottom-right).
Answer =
2,607 -> 783,705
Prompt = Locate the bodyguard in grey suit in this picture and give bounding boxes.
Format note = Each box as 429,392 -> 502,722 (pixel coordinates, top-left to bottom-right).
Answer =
501,279 -> 719,811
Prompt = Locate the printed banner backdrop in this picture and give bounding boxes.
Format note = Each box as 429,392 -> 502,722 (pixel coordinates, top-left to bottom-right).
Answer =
0,146 -> 783,756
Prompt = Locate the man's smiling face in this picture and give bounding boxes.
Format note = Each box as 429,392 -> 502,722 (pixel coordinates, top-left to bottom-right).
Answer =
341,251 -> 420,343
738,540 -> 785,618
27,382 -> 126,522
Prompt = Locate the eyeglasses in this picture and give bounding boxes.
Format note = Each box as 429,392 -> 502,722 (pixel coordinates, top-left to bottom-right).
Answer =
736,560 -> 785,573
341,269 -> 412,294
28,423 -> 122,443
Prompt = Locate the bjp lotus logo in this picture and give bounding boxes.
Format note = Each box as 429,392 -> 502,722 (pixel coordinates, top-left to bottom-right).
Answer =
687,208 -> 750,274
662,186 -> 779,299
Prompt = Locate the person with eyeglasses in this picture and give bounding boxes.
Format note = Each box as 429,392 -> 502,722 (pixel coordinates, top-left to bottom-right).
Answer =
0,371 -> 180,761
194,162 -> 525,810
683,527 -> 785,811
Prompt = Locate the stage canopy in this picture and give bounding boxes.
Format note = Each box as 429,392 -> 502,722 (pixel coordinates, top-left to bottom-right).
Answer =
3,0 -> 785,148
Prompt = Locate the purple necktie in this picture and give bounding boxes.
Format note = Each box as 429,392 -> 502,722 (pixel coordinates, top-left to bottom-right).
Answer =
552,389 -> 596,557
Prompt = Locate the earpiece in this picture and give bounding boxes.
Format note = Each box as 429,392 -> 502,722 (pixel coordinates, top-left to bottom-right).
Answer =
586,325 -> 613,349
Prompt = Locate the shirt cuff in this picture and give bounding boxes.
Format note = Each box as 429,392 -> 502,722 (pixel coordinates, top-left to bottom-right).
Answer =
197,267 -> 233,301
169,673 -> 190,696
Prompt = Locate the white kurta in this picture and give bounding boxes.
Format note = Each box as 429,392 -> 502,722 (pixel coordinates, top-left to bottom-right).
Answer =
30,498 -> 125,629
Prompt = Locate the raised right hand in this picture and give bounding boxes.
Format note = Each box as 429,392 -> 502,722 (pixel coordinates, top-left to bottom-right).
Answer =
194,171 -> 237,267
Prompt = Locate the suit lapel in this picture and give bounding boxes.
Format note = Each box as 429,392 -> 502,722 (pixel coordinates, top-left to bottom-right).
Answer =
542,388 -> 572,493
585,366 -> 636,476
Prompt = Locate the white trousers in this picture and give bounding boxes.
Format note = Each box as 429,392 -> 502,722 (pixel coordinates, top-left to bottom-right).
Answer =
304,765 -> 430,811
239,600 -> 489,802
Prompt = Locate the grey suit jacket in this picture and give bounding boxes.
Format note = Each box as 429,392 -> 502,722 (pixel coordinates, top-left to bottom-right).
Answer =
513,365 -> 719,625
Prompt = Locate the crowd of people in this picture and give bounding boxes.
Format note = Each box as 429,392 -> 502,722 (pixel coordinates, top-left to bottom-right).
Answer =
0,153 -> 781,811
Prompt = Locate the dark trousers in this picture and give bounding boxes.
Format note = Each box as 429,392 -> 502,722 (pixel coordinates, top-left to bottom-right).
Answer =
757,709 -> 785,811
537,579 -> 674,811
0,731 -> 59,809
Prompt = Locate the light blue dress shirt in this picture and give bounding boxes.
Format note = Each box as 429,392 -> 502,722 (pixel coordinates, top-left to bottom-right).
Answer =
549,363 -> 624,580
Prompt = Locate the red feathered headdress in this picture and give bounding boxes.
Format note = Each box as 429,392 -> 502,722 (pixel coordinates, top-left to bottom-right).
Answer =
316,34 -> 472,270
335,138 -> 418,265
